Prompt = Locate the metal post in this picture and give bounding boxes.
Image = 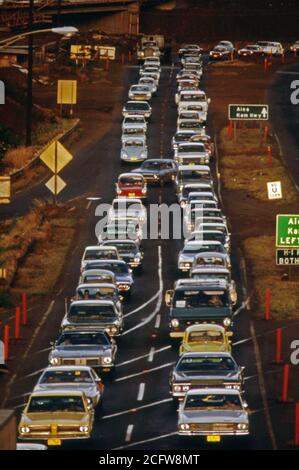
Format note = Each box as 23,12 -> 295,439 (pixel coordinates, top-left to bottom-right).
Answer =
25,0 -> 34,147
56,0 -> 62,27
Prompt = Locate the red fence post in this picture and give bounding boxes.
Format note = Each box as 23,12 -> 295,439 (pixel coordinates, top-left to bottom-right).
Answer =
265,288 -> 271,320
275,328 -> 283,364
15,306 -> 20,339
4,325 -> 9,361
22,293 -> 27,325
282,364 -> 289,402
267,145 -> 272,165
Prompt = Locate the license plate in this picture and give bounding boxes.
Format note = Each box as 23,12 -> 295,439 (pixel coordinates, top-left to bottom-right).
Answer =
206,435 -> 221,443
131,157 -> 137,161
75,358 -> 86,365
128,192 -> 136,196
47,439 -> 61,446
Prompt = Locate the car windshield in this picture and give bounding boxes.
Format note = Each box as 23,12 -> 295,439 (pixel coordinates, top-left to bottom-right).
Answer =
188,330 -> 224,343
126,102 -> 149,111
83,274 -> 113,283
175,133 -> 194,141
103,242 -> 137,254
177,356 -> 235,372
77,286 -> 115,299
180,122 -> 202,130
181,94 -> 205,102
141,161 -> 167,170
191,233 -> 224,243
113,201 -> 142,210
56,332 -> 109,346
184,394 -> 242,411
192,273 -> 229,282
131,86 -> 149,92
84,249 -> 116,260
173,289 -> 229,308
68,305 -> 116,320
91,262 -> 129,274
125,117 -> 144,124
124,141 -> 144,147
184,243 -> 223,253
195,256 -> 225,266
119,176 -> 143,185
28,395 -> 85,413
179,170 -> 210,181
179,145 -> 205,153
40,370 -> 93,384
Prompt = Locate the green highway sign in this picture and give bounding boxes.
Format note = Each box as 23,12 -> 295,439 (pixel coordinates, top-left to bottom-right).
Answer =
276,249 -> 299,265
228,104 -> 269,121
276,214 -> 299,248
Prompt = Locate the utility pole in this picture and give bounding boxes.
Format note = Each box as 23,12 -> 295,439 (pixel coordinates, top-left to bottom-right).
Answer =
57,0 -> 62,27
25,0 -> 34,147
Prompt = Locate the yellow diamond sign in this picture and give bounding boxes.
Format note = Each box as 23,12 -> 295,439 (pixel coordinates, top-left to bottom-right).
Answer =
40,141 -> 73,173
46,175 -> 66,195
0,176 -> 11,204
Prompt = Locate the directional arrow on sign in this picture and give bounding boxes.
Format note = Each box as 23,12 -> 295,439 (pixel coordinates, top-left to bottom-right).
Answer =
261,107 -> 268,118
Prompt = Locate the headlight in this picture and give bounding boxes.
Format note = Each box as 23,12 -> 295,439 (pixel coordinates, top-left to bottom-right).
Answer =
20,426 -> 30,434
79,426 -> 89,433
134,257 -> 140,263
223,317 -> 231,327
179,423 -> 190,430
171,318 -> 179,328
50,357 -> 59,365
174,385 -> 182,392
237,423 -> 248,430
86,397 -> 92,404
122,152 -> 128,158
225,384 -> 240,390
141,187 -> 147,194
153,174 -> 158,179
103,356 -> 112,364
110,326 -> 118,335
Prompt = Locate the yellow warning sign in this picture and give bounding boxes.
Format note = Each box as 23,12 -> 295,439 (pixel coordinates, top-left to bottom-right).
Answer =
70,45 -> 92,60
45,174 -> 66,195
57,80 -> 77,105
40,141 -> 73,173
0,176 -> 10,204
0,268 -> 6,279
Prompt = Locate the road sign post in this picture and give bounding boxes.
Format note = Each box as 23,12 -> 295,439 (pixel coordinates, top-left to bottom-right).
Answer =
0,176 -> 11,204
57,80 -> 77,117
267,181 -> 282,200
40,140 -> 73,203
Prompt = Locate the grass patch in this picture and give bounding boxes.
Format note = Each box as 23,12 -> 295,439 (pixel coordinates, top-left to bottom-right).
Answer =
218,127 -> 298,203
11,206 -> 78,296
243,236 -> 299,320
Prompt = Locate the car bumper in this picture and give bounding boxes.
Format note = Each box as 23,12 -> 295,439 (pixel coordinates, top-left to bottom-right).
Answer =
177,430 -> 249,436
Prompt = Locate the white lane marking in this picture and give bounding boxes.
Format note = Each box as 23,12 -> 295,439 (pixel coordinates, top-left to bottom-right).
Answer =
276,70 -> 299,75
124,291 -> 160,318
148,347 -> 155,362
34,346 -> 52,355
14,403 -> 26,409
113,431 -> 177,450
21,368 -> 45,379
154,314 -> 161,329
1,300 -> 55,407
102,397 -> 172,420
250,321 -> 277,450
214,135 -> 223,207
116,345 -> 171,368
115,362 -> 174,383
123,246 -> 163,336
232,337 -> 252,347
233,299 -> 250,318
137,383 -> 145,401
125,424 -> 134,442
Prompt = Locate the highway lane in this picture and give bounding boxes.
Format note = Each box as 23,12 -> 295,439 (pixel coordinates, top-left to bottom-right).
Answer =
3,61 -> 274,450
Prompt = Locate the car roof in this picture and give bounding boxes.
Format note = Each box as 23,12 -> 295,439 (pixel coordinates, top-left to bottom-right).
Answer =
180,351 -> 232,358
125,100 -> 149,106
113,197 -> 143,203
191,266 -> 229,274
101,239 -> 137,246
42,365 -> 93,373
178,165 -> 210,171
185,323 -> 226,333
70,300 -> 115,306
76,283 -> 116,290
185,240 -> 222,246
29,390 -> 84,397
84,246 -> 117,251
185,388 -> 240,396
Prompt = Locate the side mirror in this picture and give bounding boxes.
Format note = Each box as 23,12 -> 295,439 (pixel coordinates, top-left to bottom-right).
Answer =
165,290 -> 174,307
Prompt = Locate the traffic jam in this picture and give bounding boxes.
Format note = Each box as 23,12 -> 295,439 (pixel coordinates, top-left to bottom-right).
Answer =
15,39 -> 251,449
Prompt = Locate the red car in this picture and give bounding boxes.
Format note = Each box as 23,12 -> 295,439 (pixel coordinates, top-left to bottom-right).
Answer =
116,173 -> 147,199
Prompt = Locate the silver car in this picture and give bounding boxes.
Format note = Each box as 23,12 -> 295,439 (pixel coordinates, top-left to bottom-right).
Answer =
121,137 -> 148,163
122,100 -> 152,120
48,330 -> 117,371
177,388 -> 249,439
175,143 -> 210,165
128,84 -> 152,101
122,115 -> 147,134
138,76 -> 157,95
33,366 -> 104,408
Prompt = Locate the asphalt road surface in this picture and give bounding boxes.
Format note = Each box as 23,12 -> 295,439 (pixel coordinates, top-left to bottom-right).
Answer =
2,63 -> 274,450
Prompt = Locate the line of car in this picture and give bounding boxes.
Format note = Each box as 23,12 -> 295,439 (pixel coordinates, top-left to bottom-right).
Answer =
168,44 -> 250,444
198,39 -> 298,59
17,47 -> 170,449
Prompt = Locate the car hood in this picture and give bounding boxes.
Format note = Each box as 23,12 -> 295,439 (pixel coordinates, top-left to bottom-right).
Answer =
132,168 -> 161,176
179,253 -> 196,262
123,123 -> 146,129
170,306 -> 232,318
116,273 -> 133,283
51,345 -> 111,357
181,343 -> 228,353
122,147 -> 145,156
34,384 -> 96,394
179,410 -> 248,424
22,412 -> 88,424
173,370 -> 240,381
